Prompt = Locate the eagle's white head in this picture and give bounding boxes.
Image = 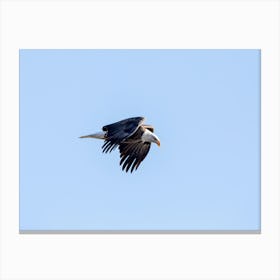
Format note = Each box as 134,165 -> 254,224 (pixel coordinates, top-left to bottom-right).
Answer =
142,129 -> 160,146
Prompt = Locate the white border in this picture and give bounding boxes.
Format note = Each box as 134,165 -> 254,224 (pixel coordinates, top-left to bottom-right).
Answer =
0,0 -> 279,279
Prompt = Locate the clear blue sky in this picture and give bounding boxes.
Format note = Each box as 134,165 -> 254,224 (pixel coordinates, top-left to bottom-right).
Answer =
20,49 -> 260,231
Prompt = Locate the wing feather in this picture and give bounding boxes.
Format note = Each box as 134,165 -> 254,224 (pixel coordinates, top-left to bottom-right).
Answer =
102,117 -> 144,153
119,141 -> 151,173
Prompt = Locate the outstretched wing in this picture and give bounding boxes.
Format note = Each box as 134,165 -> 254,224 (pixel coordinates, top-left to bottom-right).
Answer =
102,117 -> 144,153
119,141 -> 151,173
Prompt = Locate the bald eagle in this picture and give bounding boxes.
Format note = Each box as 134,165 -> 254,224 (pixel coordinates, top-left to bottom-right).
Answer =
80,117 -> 160,173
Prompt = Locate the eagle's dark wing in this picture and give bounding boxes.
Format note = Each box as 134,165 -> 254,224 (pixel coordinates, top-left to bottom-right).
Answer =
102,117 -> 144,153
119,141 -> 151,173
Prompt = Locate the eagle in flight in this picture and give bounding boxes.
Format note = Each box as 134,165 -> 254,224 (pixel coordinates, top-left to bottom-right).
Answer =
80,117 -> 160,173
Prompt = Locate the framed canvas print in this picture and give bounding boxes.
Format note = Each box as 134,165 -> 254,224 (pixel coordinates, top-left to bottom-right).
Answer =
1,0 -> 279,280
19,49 -> 261,233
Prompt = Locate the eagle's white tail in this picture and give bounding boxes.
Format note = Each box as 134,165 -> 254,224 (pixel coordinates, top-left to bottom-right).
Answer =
79,131 -> 105,139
